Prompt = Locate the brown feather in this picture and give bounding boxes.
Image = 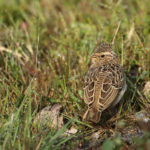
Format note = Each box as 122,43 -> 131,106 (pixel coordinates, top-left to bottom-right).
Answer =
83,44 -> 126,123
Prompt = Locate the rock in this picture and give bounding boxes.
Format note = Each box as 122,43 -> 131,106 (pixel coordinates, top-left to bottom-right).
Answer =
64,126 -> 78,136
135,111 -> 150,123
143,81 -> 150,99
32,104 -> 64,131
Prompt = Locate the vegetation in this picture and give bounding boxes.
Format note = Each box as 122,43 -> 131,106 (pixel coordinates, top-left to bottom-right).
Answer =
0,0 -> 150,149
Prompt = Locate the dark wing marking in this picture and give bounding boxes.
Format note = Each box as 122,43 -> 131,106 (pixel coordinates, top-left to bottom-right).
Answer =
84,64 -> 124,112
83,67 -> 100,105
97,64 -> 124,111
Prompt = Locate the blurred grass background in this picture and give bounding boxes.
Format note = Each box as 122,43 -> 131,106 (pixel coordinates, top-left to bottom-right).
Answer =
0,0 -> 150,149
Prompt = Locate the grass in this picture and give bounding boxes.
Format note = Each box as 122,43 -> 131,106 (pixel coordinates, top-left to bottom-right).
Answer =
0,0 -> 150,149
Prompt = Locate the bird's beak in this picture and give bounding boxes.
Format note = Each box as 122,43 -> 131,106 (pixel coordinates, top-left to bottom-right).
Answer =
90,54 -> 96,58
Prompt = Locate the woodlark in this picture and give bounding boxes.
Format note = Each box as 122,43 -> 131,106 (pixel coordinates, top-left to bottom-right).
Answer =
83,44 -> 127,123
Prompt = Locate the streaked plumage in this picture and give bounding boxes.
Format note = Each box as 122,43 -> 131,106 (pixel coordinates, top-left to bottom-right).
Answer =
83,44 -> 127,123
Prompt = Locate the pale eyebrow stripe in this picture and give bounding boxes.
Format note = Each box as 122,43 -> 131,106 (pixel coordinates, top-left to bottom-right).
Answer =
92,51 -> 114,57
100,52 -> 113,55
101,52 -> 113,56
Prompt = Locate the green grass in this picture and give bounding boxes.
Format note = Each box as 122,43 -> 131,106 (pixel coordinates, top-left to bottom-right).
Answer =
0,0 -> 150,149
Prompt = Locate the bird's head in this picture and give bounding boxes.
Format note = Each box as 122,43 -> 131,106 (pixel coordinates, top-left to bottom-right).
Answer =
91,44 -> 116,66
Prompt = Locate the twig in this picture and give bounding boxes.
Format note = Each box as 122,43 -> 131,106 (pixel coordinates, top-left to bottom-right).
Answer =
135,31 -> 147,53
0,46 -> 29,65
112,21 -> 121,45
36,137 -> 43,150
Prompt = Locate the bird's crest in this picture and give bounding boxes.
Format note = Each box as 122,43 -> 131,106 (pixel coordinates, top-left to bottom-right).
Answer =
93,43 -> 113,53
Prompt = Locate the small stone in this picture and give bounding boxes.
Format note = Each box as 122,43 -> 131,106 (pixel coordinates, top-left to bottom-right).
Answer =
135,111 -> 150,122
143,81 -> 150,98
65,126 -> 78,136
32,104 -> 64,131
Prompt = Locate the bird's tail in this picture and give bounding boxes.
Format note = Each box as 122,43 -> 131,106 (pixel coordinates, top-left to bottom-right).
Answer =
83,108 -> 101,123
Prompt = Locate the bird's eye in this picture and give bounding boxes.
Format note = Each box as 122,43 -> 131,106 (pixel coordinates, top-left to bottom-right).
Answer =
101,55 -> 105,58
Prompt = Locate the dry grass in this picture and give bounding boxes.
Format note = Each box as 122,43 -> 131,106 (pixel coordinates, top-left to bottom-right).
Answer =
0,0 -> 150,149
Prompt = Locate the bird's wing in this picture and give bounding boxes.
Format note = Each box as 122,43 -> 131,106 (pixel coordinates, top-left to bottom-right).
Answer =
84,67 -> 101,105
97,64 -> 124,111
84,64 -> 124,111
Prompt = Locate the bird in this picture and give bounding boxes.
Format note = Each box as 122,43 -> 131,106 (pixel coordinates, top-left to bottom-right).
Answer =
83,43 -> 127,123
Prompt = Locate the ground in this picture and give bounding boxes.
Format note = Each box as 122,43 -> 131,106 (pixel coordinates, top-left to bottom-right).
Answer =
0,0 -> 150,149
